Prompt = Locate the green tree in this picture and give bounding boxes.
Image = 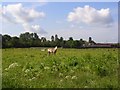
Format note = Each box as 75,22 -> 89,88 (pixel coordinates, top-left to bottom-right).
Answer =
55,34 -> 60,46
69,37 -> 73,41
19,32 -> 40,47
59,37 -> 64,47
55,34 -> 58,42
51,35 -> 54,42
0,34 -> 2,48
11,36 -> 20,48
65,37 -> 74,48
2,34 -> 12,48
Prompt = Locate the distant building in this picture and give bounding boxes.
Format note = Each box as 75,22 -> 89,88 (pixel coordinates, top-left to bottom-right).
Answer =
82,37 -> 118,48
90,43 -> 112,47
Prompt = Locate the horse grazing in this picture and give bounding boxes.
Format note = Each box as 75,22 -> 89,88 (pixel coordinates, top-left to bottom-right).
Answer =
47,46 -> 57,55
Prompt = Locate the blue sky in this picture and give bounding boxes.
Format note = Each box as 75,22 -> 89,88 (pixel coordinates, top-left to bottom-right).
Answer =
0,1 -> 118,43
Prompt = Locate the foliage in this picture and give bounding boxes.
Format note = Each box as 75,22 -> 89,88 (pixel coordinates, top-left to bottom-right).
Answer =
1,32 -> 86,48
2,48 -> 118,88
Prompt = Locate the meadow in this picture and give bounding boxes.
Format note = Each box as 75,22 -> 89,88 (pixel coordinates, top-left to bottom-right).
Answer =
2,48 -> 119,88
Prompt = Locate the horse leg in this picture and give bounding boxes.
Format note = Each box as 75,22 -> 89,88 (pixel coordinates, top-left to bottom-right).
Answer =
48,52 -> 50,56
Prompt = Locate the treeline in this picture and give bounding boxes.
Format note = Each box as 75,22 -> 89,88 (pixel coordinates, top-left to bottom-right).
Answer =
0,32 -> 119,48
0,32 -> 94,48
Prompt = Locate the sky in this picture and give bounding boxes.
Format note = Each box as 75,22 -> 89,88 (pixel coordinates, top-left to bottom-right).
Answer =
0,1 -> 118,43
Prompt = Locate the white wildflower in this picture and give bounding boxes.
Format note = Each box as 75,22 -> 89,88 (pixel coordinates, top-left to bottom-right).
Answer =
25,69 -> 30,73
84,86 -> 88,88
41,49 -> 45,51
73,66 -> 77,70
53,62 -> 55,64
32,77 -> 36,80
29,79 -> 32,81
53,65 -> 56,68
44,66 -> 50,70
65,75 -> 70,79
55,68 -> 58,71
41,63 -> 44,66
5,68 -> 8,71
60,79 -> 63,82
70,70 -> 74,73
29,77 -> 36,81
71,76 -> 77,79
8,63 -> 19,69
59,73 -> 63,77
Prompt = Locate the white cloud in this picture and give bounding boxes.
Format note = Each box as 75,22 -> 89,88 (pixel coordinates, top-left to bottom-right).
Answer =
23,24 -> 47,34
2,3 -> 46,34
3,3 -> 45,23
31,25 -> 47,34
67,5 -> 113,26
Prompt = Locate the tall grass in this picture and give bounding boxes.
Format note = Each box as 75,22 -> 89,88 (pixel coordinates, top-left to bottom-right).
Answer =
2,48 -> 118,88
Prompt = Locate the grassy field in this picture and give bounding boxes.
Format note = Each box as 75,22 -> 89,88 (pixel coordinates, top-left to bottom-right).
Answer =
2,48 -> 119,88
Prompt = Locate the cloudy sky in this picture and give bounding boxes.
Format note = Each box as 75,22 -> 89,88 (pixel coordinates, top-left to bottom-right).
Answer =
0,1 -> 118,43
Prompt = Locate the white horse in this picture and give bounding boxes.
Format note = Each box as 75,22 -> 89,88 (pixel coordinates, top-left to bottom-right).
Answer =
47,46 -> 57,55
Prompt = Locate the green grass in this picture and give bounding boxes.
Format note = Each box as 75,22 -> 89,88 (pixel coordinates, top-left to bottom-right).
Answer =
2,48 -> 119,88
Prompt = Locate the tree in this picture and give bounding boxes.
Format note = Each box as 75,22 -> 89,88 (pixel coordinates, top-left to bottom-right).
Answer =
1,32 -> 92,48
88,37 -> 96,45
55,34 -> 58,42
54,34 -> 60,46
65,37 -> 74,48
73,40 -> 80,48
60,37 -> 63,42
19,32 -> 40,47
59,37 -> 64,47
33,33 -> 39,40
51,35 -> 54,42
89,37 -> 92,43
2,34 -> 12,48
41,37 -> 46,42
69,37 -> 73,41
79,38 -> 85,47
11,36 -> 20,47
19,32 -> 31,47
0,34 -> 2,48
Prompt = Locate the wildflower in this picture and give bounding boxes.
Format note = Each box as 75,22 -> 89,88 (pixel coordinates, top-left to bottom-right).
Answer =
53,65 -> 56,68
44,66 -> 50,70
73,66 -> 78,70
53,62 -> 56,64
25,69 -> 30,73
65,75 -> 70,79
59,73 -> 63,77
32,77 -> 36,80
29,77 -> 36,81
55,68 -> 58,71
8,63 -> 19,69
84,86 -> 88,88
71,76 -> 77,79
41,63 -> 44,66
41,49 -> 45,51
5,68 -> 8,71
60,79 -> 63,82
70,70 -> 74,73
36,73 -> 40,77
29,79 -> 32,81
